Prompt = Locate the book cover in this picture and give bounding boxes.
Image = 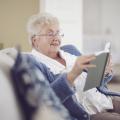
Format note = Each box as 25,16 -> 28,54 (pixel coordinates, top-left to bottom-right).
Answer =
84,42 -> 111,91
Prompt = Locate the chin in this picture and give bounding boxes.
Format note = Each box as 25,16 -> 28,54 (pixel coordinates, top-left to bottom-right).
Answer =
51,45 -> 60,51
52,48 -> 59,53
50,49 -> 59,55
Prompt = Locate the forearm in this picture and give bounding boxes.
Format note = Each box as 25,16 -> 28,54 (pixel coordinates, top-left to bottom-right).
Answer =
51,73 -> 75,102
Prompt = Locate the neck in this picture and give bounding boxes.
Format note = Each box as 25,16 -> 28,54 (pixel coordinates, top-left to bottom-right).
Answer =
48,51 -> 60,59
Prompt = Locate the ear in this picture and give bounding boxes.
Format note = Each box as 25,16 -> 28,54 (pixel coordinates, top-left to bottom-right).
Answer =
32,37 -> 37,48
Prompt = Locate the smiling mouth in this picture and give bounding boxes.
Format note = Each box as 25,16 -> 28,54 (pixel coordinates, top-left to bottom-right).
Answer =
51,43 -> 59,46
51,41 -> 60,46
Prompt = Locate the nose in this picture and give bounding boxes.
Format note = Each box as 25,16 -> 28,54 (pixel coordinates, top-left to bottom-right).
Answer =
52,36 -> 61,45
52,33 -> 62,40
53,37 -> 60,42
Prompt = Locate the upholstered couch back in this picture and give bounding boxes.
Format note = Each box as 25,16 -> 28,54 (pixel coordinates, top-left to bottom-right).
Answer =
0,48 -> 23,120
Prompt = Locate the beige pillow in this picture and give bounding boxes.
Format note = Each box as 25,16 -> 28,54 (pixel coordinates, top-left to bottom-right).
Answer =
0,48 -> 23,120
0,47 -> 17,60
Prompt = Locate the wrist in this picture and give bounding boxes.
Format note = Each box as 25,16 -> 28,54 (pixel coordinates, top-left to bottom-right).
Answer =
67,71 -> 78,85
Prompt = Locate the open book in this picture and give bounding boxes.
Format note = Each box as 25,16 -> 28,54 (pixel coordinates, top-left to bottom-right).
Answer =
84,42 -> 111,91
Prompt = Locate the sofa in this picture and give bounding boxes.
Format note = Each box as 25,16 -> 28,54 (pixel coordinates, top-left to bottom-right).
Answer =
0,48 -> 23,120
0,46 -> 120,120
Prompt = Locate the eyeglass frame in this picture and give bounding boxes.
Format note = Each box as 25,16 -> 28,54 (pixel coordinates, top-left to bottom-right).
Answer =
34,30 -> 64,38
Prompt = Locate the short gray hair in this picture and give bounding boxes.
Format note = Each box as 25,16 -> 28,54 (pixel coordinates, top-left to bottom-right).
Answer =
27,13 -> 59,45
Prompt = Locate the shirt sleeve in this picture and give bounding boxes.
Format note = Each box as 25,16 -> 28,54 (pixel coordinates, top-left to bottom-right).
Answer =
51,73 -> 90,120
51,73 -> 74,102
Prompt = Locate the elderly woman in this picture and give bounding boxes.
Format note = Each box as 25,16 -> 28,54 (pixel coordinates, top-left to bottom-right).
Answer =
27,13 -> 120,120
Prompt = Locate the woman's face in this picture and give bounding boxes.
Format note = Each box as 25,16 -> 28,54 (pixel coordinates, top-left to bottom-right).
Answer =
32,24 -> 63,56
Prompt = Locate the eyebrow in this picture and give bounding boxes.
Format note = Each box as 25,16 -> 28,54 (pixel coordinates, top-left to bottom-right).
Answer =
47,29 -> 60,33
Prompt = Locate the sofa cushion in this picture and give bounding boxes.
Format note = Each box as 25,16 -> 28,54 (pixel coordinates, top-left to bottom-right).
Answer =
0,47 -> 17,59
0,48 -> 23,120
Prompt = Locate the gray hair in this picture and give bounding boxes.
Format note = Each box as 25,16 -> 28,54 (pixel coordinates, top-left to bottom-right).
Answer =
27,13 -> 59,45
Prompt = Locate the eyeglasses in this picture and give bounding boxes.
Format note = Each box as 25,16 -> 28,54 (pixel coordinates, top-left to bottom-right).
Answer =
35,31 -> 64,38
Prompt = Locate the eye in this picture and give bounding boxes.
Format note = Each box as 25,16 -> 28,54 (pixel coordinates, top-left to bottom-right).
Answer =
47,31 -> 54,36
48,33 -> 54,36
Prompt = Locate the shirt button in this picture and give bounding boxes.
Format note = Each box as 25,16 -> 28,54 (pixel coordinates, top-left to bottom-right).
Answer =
84,114 -> 88,118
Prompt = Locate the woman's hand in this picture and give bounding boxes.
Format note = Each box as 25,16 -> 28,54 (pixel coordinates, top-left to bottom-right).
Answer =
67,55 -> 96,85
104,55 -> 113,76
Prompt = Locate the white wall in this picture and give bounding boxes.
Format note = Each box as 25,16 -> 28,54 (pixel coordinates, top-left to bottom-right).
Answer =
83,0 -> 120,64
102,0 -> 120,63
83,0 -> 102,35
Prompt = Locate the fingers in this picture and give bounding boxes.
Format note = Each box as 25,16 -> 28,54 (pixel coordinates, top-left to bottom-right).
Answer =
67,55 -> 96,83
83,55 -> 96,65
105,54 -> 113,75
78,55 -> 96,65
82,64 -> 96,68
